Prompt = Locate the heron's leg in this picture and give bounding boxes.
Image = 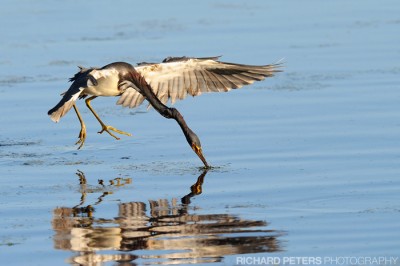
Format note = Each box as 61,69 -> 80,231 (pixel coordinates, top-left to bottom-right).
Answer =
85,96 -> 132,140
73,103 -> 87,149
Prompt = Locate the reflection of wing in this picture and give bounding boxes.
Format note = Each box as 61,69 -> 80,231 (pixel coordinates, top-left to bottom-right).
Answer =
116,56 -> 282,108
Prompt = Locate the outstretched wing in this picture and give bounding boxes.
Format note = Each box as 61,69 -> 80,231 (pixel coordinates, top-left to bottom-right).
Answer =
116,56 -> 282,108
116,87 -> 146,108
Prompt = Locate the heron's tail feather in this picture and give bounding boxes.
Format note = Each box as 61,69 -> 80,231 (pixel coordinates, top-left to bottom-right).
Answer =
48,99 -> 77,123
48,85 -> 84,122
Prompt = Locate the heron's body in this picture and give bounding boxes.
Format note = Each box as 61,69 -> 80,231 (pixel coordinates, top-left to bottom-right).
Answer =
48,56 -> 282,167
83,69 -> 121,97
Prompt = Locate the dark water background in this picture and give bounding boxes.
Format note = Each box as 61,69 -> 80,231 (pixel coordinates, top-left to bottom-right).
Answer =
1,1 -> 399,265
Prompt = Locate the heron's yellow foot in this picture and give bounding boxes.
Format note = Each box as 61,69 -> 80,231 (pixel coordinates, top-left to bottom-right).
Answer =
98,125 -> 132,140
75,124 -> 87,149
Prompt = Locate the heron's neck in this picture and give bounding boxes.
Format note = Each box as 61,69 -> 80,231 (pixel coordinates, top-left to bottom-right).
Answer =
169,108 -> 194,144
128,70 -> 194,145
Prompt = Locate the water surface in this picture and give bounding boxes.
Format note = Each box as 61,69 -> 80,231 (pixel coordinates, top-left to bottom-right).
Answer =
0,1 -> 399,265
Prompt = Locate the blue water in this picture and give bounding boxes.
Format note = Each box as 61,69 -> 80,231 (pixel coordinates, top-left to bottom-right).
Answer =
1,1 -> 399,265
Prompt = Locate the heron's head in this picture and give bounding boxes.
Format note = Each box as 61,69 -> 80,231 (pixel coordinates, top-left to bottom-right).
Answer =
169,107 -> 210,168
188,133 -> 209,169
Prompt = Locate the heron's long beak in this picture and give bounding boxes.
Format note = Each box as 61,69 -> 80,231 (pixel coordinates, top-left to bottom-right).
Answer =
192,144 -> 210,168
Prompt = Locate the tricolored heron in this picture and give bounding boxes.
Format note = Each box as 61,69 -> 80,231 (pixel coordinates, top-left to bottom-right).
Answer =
48,56 -> 282,168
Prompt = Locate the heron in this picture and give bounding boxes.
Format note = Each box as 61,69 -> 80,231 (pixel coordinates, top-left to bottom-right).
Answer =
48,56 -> 282,168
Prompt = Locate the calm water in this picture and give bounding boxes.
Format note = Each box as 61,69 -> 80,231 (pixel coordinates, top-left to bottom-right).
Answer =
1,1 -> 399,265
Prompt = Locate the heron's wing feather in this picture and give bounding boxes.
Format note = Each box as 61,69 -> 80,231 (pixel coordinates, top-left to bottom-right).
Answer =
116,87 -> 145,108
133,56 -> 282,106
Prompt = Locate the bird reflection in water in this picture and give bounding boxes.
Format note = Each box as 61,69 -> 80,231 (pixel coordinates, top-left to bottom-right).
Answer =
52,170 -> 283,265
